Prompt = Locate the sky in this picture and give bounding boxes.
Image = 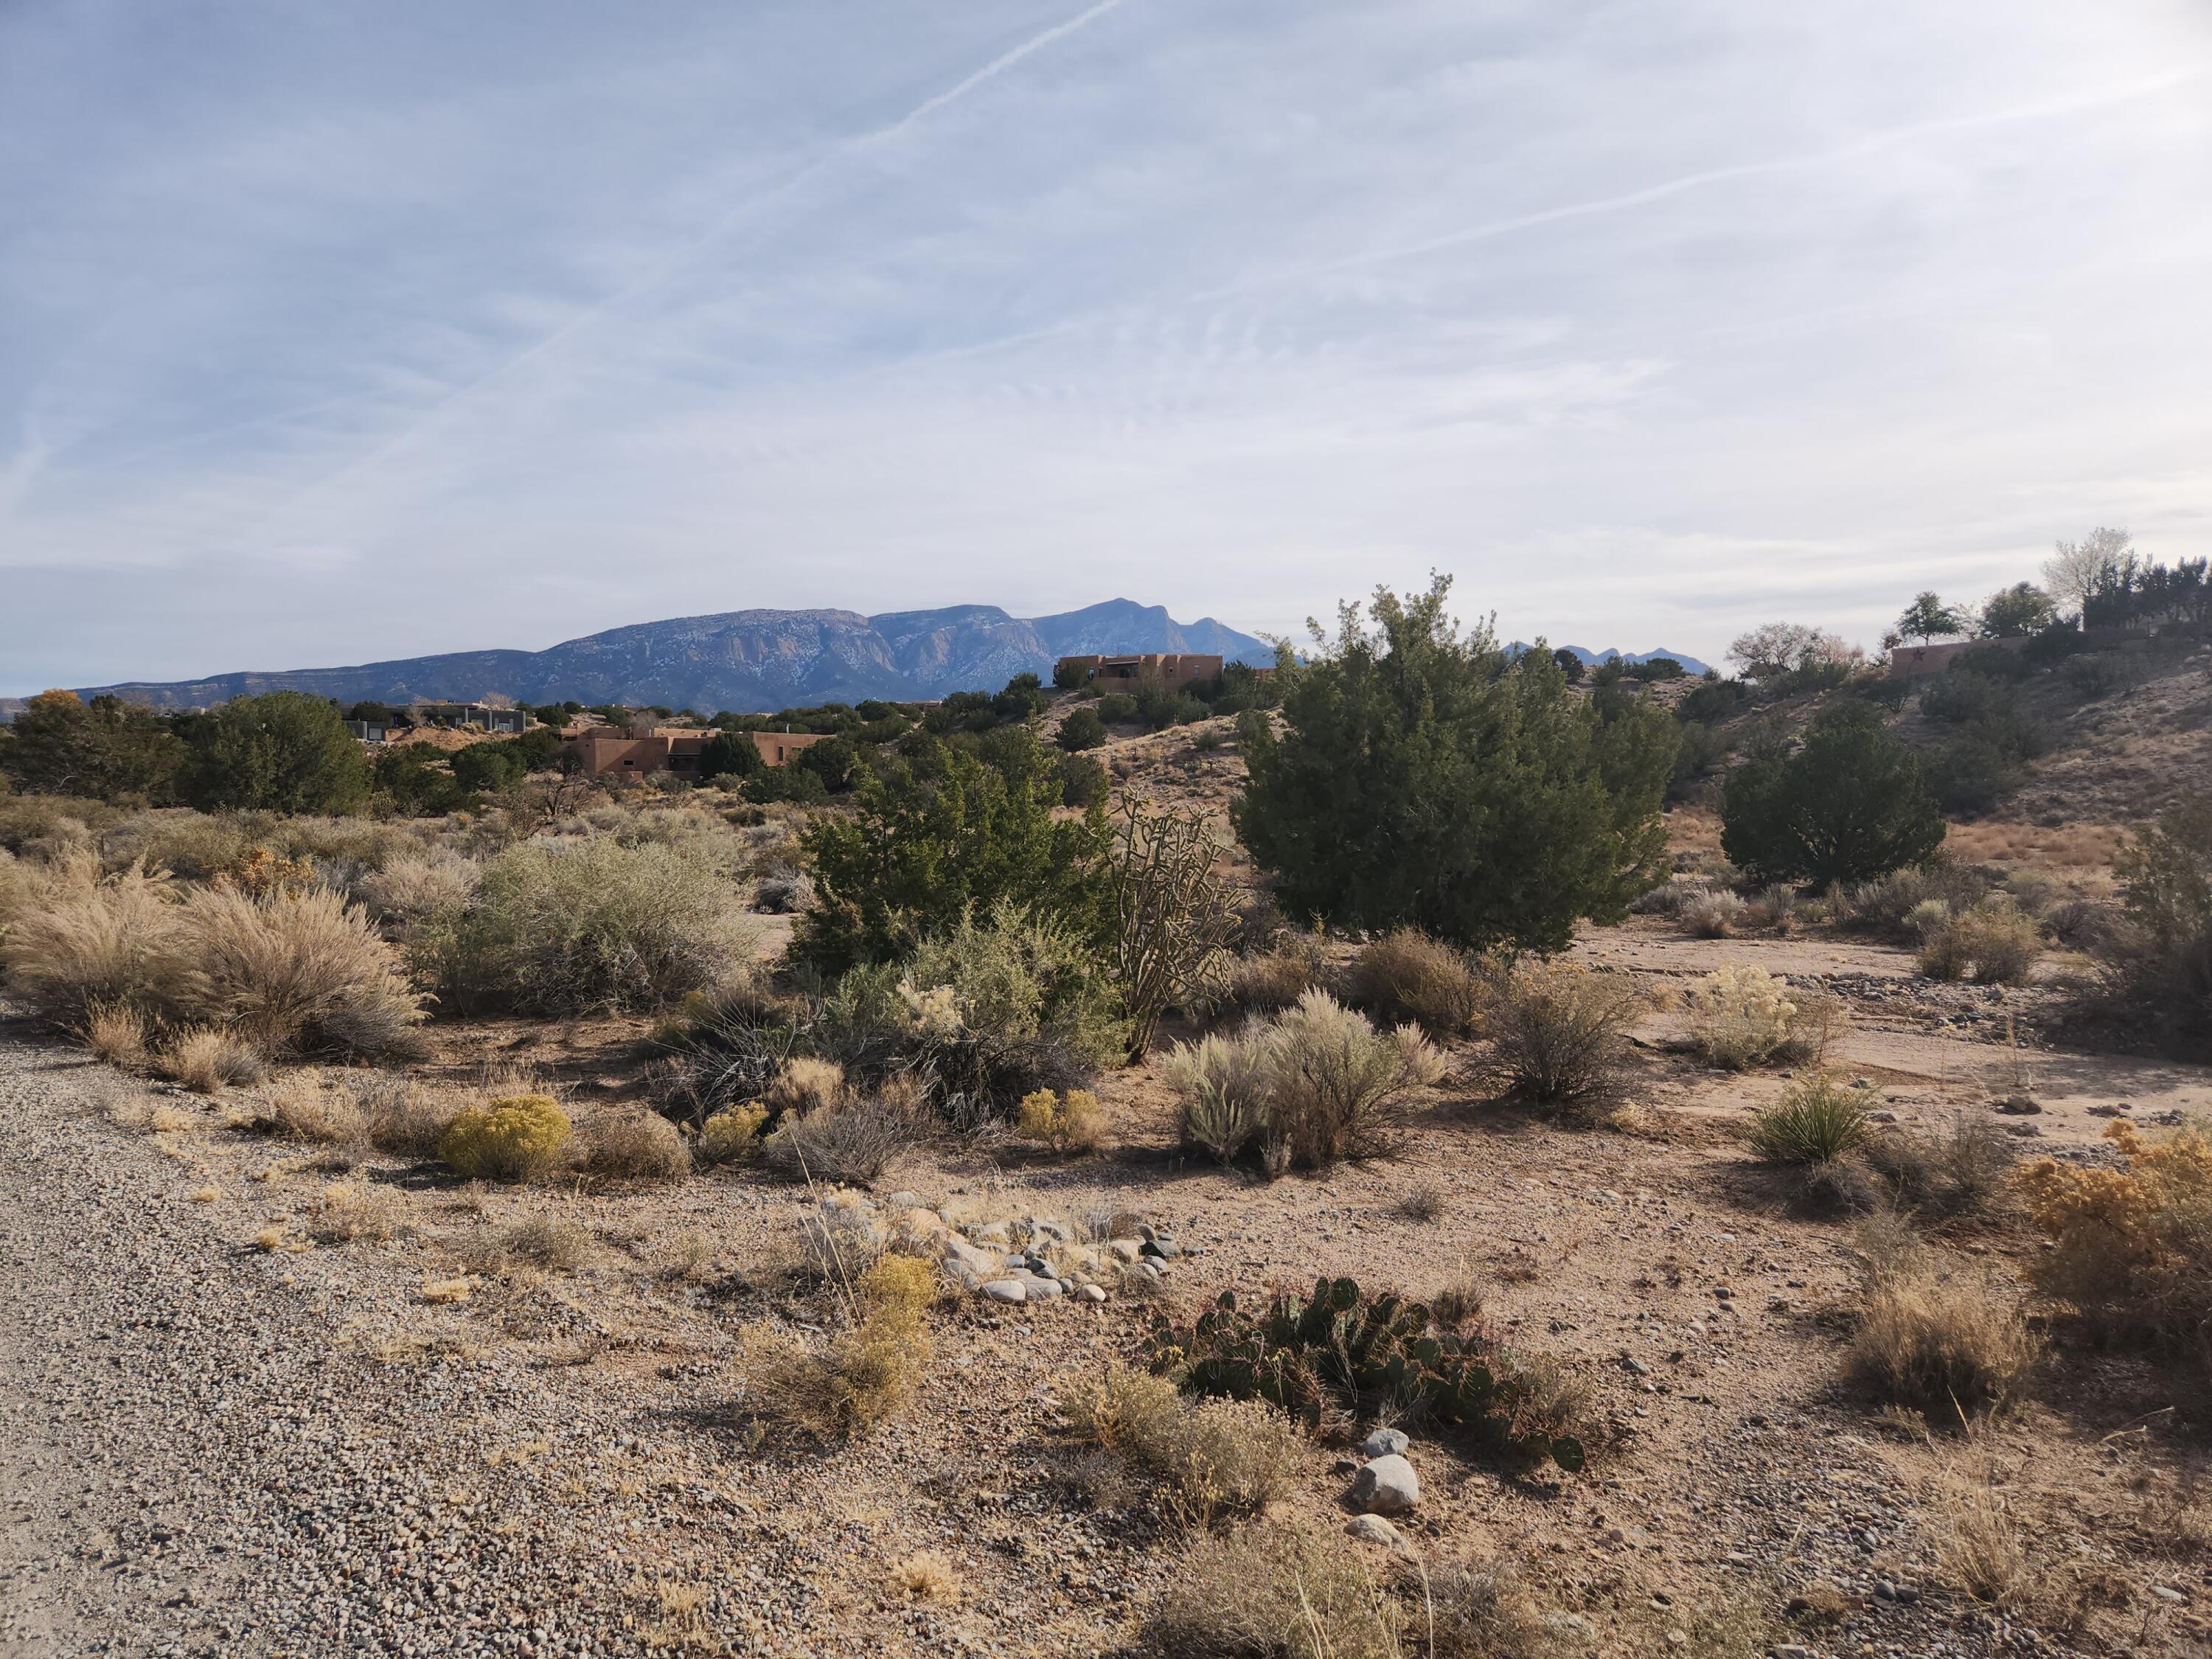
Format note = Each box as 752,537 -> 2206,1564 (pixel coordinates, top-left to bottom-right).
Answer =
3,0 -> 2210,694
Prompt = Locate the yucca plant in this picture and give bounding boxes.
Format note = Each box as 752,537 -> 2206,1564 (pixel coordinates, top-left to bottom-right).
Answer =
1750,1075 -> 1869,1164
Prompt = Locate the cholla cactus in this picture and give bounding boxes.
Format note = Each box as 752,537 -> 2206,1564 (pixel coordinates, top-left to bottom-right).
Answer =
1685,965 -> 1797,1069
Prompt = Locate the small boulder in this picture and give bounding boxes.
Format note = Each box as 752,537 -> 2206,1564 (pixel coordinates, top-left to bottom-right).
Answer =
1077,1284 -> 1107,1304
1994,1095 -> 2042,1116
1346,1514 -> 1402,1548
1347,1454 -> 1419,1515
1357,1428 -> 1410,1458
981,1280 -> 1027,1304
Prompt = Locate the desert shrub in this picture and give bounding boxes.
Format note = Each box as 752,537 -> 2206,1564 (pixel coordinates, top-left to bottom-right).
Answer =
1063,1363 -> 1302,1526
736,1255 -> 937,1439
2020,1119 -> 2212,1349
167,884 -> 425,1057
310,1180 -> 412,1245
1016,1088 -> 1105,1155
1161,992 -> 1440,1170
1057,706 -> 1107,751
439,1094 -> 573,1183
1722,703 -> 1945,884
1848,1237 -> 2037,1413
161,1026 -> 268,1095
1750,1076 -> 1868,1164
1746,882 -> 1799,933
1211,933 -> 1329,1018
1849,862 -> 1991,936
1684,965 -> 1798,1068
1259,991 -> 1443,1166
754,866 -> 814,914
1478,956 -> 1638,1110
420,838 -> 755,1015
762,1085 -> 923,1186
1680,889 -> 1745,938
343,1072 -> 455,1157
1863,1114 -> 2016,1219
1234,577 -> 1676,951
580,1110 -> 690,1183
179,691 -> 371,815
1627,881 -> 1685,917
1347,928 -> 1483,1038
793,728 -> 1113,975
696,1102 -> 768,1165
77,998 -> 151,1069
1112,801 -> 1242,1057
0,856 -> 178,1026
1916,904 -> 2042,985
354,848 -> 480,925
761,1055 -> 851,1121
2101,796 -> 2212,1039
1144,1526 -> 1402,1659
1146,1276 -> 1586,1471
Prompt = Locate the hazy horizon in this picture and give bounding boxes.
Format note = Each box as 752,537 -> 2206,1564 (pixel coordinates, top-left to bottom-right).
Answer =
5,1 -> 2208,696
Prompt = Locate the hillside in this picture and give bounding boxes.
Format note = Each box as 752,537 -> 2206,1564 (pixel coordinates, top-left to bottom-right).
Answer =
60,599 -> 1275,715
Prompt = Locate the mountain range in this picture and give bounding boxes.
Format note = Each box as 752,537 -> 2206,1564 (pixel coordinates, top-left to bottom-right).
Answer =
1551,644 -> 1713,675
55,599 -> 1280,716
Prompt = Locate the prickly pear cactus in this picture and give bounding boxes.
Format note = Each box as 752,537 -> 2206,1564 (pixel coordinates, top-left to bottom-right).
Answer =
1144,1277 -> 1586,1473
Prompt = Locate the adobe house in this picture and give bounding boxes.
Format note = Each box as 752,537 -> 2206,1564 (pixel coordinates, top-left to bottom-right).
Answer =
1056,653 -> 1224,689
562,719 -> 831,781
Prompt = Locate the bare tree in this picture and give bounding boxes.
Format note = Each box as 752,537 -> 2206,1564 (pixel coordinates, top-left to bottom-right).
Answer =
2042,527 -> 2134,620
1726,622 -> 1856,681
1110,797 -> 1241,1060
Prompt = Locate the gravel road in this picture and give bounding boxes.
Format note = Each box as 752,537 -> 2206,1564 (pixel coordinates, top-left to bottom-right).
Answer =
0,1018 -> 683,1659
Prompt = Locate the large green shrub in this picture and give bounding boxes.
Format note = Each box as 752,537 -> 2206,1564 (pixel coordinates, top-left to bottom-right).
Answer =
0,691 -> 184,804
1234,578 -> 1677,951
1721,703 -> 1944,884
793,730 -> 1111,974
2105,796 -> 2212,1040
179,692 -> 370,815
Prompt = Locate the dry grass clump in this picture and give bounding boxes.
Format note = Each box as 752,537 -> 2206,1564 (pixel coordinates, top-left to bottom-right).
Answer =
1863,1113 -> 2015,1220
253,1073 -> 369,1142
77,998 -> 151,1070
1683,965 -> 1798,1069
2020,1119 -> 2212,1348
886,1551 -> 961,1604
1348,928 -> 1484,1038
0,856 -> 176,1026
310,1180 -> 413,1244
1750,1075 -> 1868,1165
160,1026 -> 267,1095
352,847 -> 481,925
347,1072 -> 457,1157
1144,1526 -> 1400,1659
578,1110 -> 690,1183
1395,1182 -> 1448,1223
1680,889 -> 1745,938
762,1056 -> 850,1121
1847,1224 -> 2037,1413
495,1211 -> 592,1272
754,867 -> 815,914
1478,957 -> 1638,1112
1916,904 -> 2042,985
1163,991 -> 1441,1172
1016,1087 -> 1105,1155
169,884 -> 426,1057
1428,1560 -> 1573,1659
438,1094 -> 573,1183
1063,1363 -> 1303,1528
735,1255 -> 938,1440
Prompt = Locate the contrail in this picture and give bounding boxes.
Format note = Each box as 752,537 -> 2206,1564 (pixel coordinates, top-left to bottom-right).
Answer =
303,0 -> 1125,496
1209,63 -> 2211,295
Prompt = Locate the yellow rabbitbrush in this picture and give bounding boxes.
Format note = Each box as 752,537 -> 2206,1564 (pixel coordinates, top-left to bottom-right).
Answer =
439,1094 -> 572,1183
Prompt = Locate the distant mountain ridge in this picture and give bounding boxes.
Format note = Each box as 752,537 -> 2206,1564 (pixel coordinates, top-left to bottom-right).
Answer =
62,599 -> 1279,715
1511,643 -> 1714,676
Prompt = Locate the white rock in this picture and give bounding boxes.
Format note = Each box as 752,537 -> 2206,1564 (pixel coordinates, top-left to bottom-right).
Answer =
981,1280 -> 1027,1303
1357,1428 -> 1409,1458
1077,1284 -> 1107,1304
1346,1514 -> 1402,1548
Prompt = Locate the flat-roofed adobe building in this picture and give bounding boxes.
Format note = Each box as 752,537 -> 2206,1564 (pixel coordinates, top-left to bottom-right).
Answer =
1056,653 -> 1223,689
560,719 -> 832,781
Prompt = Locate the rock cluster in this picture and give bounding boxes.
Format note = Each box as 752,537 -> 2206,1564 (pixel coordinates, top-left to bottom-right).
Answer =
807,1189 -> 1183,1306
